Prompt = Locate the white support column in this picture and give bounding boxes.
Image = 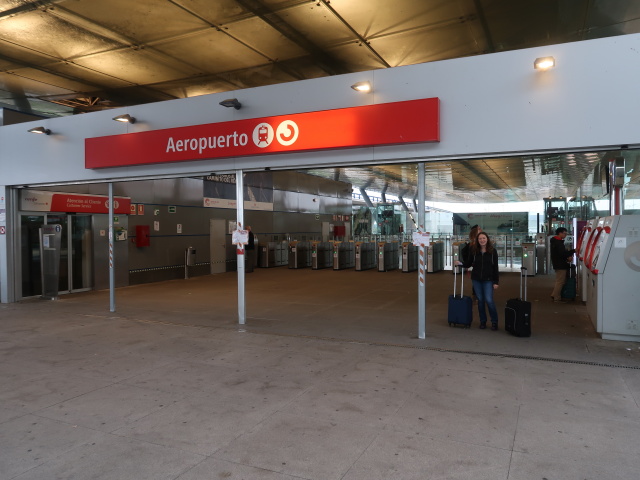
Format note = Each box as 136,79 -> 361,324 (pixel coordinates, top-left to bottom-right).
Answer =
417,162 -> 426,339
236,170 -> 246,325
0,186 -> 14,303
108,182 -> 115,312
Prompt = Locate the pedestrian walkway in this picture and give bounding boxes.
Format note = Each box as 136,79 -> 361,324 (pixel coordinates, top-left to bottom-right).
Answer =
1,268 -> 639,479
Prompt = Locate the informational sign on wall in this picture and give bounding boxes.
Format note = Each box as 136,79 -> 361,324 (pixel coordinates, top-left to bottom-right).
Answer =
20,190 -> 131,214
85,98 -> 440,168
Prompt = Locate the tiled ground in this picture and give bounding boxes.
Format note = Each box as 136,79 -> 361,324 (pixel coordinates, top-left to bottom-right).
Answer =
1,267 -> 639,479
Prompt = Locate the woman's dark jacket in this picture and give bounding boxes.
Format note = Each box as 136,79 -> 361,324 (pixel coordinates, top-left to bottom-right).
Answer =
460,249 -> 499,284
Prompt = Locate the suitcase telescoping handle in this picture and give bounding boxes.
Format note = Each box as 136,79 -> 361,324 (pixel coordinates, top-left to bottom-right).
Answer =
454,264 -> 464,298
520,266 -> 527,301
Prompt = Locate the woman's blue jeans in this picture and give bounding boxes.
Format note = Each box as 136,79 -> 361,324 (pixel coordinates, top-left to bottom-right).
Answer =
472,280 -> 498,326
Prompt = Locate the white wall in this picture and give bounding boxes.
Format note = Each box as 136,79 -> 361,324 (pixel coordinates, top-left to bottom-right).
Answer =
1,34 -> 640,187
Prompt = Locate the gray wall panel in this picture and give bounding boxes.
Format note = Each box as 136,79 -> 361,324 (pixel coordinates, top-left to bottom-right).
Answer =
92,215 -> 128,289
28,174 -> 352,286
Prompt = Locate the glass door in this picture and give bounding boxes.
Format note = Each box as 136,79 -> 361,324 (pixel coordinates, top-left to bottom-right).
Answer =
20,215 -> 45,297
20,213 -> 93,298
46,214 -> 69,293
70,215 -> 92,291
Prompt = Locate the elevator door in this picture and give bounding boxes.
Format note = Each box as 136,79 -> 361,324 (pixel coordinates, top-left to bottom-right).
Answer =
20,214 -> 93,298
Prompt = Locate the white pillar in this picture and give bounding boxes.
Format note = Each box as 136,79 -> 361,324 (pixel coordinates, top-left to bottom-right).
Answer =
418,163 -> 426,339
236,170 -> 246,325
108,182 -> 115,312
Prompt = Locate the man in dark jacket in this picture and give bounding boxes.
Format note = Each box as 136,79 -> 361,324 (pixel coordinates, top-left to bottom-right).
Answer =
550,227 -> 575,302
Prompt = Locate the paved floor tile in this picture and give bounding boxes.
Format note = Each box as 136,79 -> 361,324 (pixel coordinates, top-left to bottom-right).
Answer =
112,389 -> 283,456
121,360 -> 238,395
12,433 -> 204,480
419,365 -> 525,402
282,378 -> 414,427
0,414 -> 105,479
36,383 -> 184,433
215,411 -> 380,480
341,429 -> 511,480
176,458 -> 305,480
388,389 -> 520,450
507,451 -> 639,480
514,403 -> 640,468
0,371 -> 115,414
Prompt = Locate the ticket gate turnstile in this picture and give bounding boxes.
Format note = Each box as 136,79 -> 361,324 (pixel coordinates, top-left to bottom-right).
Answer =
311,241 -> 332,269
426,241 -> 444,273
260,241 -> 288,267
288,241 -> 311,268
521,242 -> 535,275
451,241 -> 466,273
355,242 -> 376,271
401,243 -> 418,272
259,243 -> 276,268
333,241 -> 355,270
378,242 -> 399,272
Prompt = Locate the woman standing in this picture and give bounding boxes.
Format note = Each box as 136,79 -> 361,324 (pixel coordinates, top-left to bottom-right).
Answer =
457,232 -> 500,330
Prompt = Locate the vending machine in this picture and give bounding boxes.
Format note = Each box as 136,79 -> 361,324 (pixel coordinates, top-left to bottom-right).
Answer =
583,215 -> 640,341
576,218 -> 598,302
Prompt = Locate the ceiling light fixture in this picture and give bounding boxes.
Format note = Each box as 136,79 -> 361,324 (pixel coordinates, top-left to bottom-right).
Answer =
112,114 -> 136,124
534,56 -> 555,70
219,98 -> 242,110
28,126 -> 51,135
351,81 -> 372,93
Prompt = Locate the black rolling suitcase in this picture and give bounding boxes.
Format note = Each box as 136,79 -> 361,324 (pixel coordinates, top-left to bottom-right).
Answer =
505,267 -> 531,337
448,265 -> 473,328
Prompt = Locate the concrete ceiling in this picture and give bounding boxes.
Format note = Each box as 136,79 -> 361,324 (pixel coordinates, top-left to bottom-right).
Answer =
1,0 -> 639,203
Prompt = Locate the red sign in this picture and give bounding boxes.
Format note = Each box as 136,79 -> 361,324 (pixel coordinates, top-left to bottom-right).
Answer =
21,190 -> 130,214
85,98 -> 439,169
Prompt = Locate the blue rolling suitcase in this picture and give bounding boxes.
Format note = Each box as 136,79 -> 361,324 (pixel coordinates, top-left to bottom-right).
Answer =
448,265 -> 473,328
505,267 -> 531,337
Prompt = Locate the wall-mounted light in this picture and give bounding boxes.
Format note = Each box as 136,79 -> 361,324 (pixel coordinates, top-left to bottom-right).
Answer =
28,126 -> 51,135
534,56 -> 555,70
351,81 -> 372,93
219,98 -> 242,110
112,114 -> 136,124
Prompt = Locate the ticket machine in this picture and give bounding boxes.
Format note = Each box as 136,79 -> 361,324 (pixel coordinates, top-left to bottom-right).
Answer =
576,218 -> 598,302
583,215 -> 640,341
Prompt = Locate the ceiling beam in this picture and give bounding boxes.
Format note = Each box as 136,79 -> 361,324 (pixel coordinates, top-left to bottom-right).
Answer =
232,0 -> 351,76
0,0 -> 66,20
472,0 -> 495,53
318,0 -> 391,68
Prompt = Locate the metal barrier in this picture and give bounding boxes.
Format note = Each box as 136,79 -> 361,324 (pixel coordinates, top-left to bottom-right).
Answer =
311,241 -> 332,269
401,242 -> 418,272
288,241 -> 311,269
355,241 -> 376,271
427,241 -> 445,273
378,241 -> 399,272
333,241 -> 355,270
259,241 -> 288,267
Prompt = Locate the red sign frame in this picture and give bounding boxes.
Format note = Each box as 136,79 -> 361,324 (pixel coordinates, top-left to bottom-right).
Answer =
85,98 -> 439,169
